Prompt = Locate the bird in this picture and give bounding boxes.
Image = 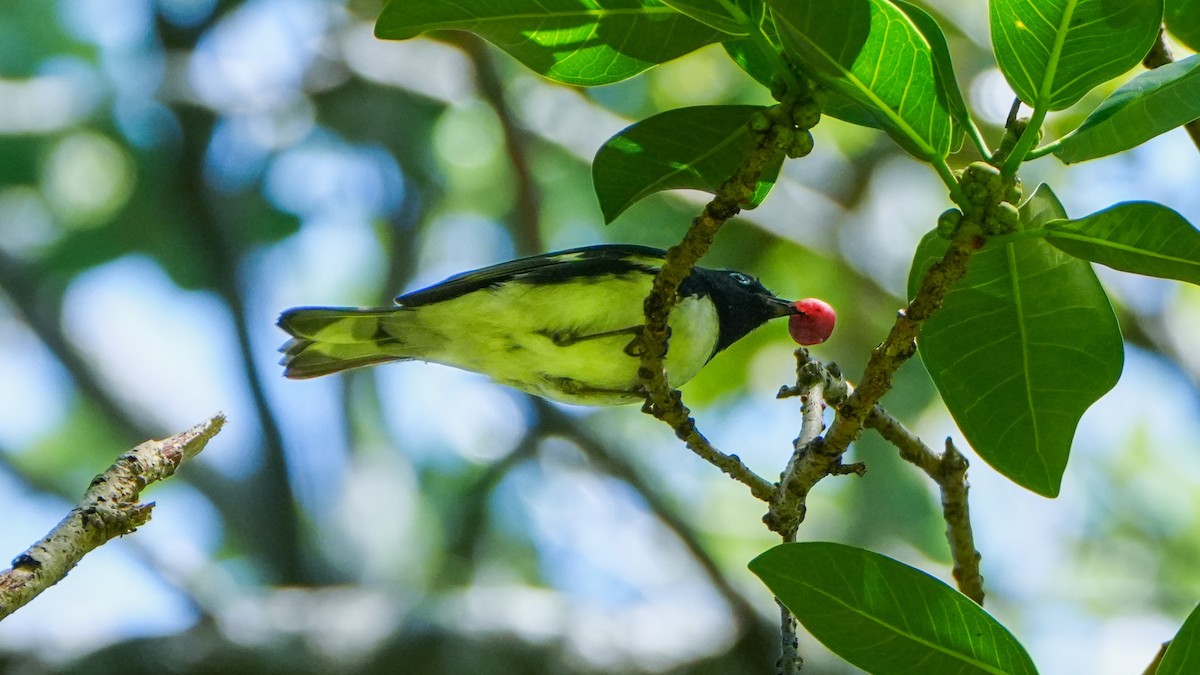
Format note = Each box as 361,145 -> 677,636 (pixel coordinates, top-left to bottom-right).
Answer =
277,244 -> 833,406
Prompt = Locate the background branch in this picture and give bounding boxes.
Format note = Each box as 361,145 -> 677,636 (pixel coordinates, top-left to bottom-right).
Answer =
0,415 -> 225,621
448,33 -> 544,256
1143,26 -> 1200,152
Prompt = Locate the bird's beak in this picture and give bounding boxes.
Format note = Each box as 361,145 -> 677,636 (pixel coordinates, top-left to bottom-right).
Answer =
768,297 -> 799,318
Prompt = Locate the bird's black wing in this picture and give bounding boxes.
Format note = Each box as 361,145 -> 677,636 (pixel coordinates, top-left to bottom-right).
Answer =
397,244 -> 667,307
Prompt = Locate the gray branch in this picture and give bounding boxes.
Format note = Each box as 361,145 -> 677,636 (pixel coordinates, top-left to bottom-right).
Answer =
0,415 -> 225,621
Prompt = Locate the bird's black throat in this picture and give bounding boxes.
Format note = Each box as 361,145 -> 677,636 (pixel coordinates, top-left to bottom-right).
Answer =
682,267 -> 791,356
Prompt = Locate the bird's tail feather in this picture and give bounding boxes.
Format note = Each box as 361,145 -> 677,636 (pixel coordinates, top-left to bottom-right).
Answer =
277,307 -> 413,379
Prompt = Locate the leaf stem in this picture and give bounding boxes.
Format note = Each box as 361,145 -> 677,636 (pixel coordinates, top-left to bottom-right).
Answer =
965,119 -> 992,159
988,228 -> 1051,245
724,0 -> 808,94
933,156 -> 968,205
1024,139 -> 1061,161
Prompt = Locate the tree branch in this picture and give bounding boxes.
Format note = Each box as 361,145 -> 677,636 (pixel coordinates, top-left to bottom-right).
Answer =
636,100 -> 803,502
765,235 -> 977,534
0,415 -> 225,621
771,353 -> 867,538
865,411 -> 984,605
773,356 -> 832,675
776,352 -> 985,604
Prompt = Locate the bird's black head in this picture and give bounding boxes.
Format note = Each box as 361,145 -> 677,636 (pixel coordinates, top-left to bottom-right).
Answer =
682,267 -> 796,354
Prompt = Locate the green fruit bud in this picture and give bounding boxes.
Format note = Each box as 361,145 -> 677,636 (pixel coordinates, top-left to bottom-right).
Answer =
936,208 -> 962,238
773,125 -> 795,150
1005,178 -> 1023,205
982,214 -> 1001,235
749,110 -> 772,133
770,74 -> 789,102
791,101 -> 821,130
995,202 -> 1019,229
963,161 -> 1001,185
787,130 -> 814,158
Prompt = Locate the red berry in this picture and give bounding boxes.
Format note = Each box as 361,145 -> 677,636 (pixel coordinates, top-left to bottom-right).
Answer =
788,298 -> 836,345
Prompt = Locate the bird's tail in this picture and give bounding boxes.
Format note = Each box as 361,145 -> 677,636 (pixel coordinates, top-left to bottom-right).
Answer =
277,307 -> 414,379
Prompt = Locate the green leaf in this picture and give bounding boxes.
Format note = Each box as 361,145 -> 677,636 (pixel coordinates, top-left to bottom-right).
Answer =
661,0 -> 747,35
768,0 -> 954,159
750,542 -> 1037,675
1020,181 -> 1070,230
723,1 -> 782,88
908,185 -> 1123,497
374,0 -> 726,86
721,8 -> 890,135
990,0 -> 1163,111
1054,55 -> 1200,163
1166,0 -> 1200,52
1043,201 -> 1200,285
1159,603 -> 1200,674
894,1 -> 971,150
591,105 -> 780,222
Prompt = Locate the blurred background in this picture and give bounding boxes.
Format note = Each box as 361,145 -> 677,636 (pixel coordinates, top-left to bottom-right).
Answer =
1,0 -> 1199,672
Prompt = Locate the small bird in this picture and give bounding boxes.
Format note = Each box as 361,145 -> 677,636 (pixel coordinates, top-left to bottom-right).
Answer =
278,244 -> 834,405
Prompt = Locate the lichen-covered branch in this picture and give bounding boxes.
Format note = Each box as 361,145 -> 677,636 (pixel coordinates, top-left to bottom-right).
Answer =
935,438 -> 983,605
773,357 -> 831,675
866,411 -> 984,606
0,415 -> 225,621
776,352 -> 985,604
770,352 -> 867,536
636,100 -> 804,502
765,235 -> 977,534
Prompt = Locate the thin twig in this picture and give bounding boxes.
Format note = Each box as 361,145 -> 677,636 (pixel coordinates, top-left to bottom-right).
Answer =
777,599 -> 802,675
866,409 -> 984,605
772,358 -> 832,540
773,356 -> 831,675
1143,25 -> 1200,152
0,251 -> 246,542
937,438 -> 984,605
0,415 -> 225,621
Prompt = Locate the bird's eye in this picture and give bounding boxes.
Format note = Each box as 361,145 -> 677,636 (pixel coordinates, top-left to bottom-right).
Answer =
729,272 -> 753,285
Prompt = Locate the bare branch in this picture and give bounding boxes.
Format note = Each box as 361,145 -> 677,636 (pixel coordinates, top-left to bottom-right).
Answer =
936,438 -> 984,606
865,407 -> 984,603
0,415 -> 225,621
773,353 -> 831,675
